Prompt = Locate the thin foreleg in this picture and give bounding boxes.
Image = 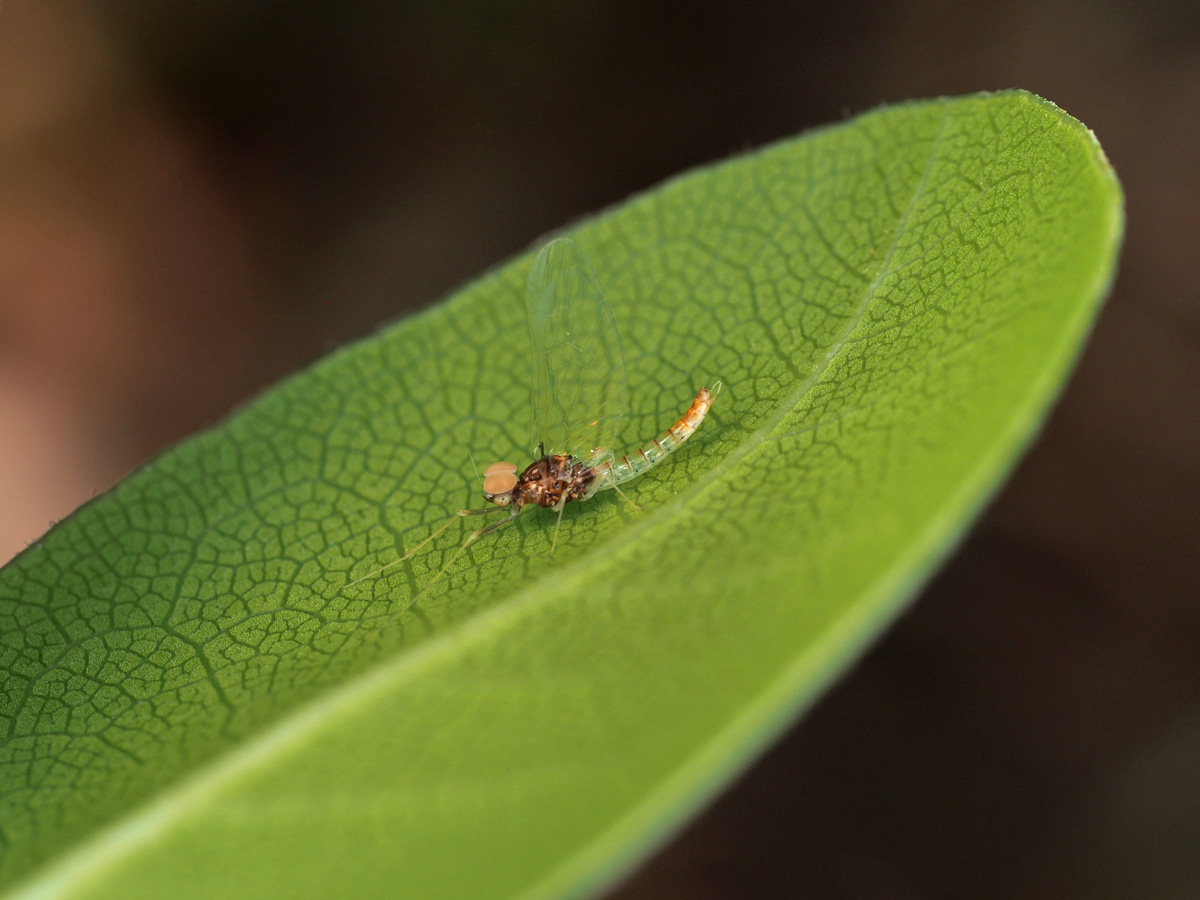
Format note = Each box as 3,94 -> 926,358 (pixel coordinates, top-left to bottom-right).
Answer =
414,511 -> 518,598
344,506 -> 507,590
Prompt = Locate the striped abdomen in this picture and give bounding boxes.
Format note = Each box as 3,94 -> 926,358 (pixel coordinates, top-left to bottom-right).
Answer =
592,383 -> 720,490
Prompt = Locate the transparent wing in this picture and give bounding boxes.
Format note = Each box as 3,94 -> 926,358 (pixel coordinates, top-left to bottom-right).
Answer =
526,237 -> 629,457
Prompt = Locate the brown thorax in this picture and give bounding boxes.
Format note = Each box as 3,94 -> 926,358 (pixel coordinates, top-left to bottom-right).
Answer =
482,450 -> 595,510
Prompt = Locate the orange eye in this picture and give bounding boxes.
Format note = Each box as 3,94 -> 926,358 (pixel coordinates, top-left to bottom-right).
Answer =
483,461 -> 518,477
483,471 -> 518,494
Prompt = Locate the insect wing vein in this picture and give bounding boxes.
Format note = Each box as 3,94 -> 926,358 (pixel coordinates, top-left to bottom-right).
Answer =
526,237 -> 629,456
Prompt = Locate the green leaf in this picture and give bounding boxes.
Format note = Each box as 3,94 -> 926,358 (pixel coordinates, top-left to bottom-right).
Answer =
0,90 -> 1121,900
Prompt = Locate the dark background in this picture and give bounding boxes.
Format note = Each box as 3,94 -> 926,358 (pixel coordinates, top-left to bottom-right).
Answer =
1,1 -> 1196,896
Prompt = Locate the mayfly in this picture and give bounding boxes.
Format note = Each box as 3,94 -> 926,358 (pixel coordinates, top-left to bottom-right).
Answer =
350,237 -> 720,595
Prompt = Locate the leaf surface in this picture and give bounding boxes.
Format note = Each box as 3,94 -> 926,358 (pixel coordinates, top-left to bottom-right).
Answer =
0,91 -> 1122,900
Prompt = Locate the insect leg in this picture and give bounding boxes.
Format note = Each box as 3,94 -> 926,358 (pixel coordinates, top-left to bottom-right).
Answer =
549,497 -> 568,556
343,505 -> 507,590
416,509 -> 519,597
608,482 -> 643,512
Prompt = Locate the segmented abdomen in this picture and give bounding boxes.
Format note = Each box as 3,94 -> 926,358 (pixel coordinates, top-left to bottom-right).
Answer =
593,383 -> 719,489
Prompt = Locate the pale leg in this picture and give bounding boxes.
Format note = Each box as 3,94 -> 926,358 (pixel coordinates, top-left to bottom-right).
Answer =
415,509 -> 518,599
344,505 -> 508,590
549,497 -> 568,556
609,482 -> 644,512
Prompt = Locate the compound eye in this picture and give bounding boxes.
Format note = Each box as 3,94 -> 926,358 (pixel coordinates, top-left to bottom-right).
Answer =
483,461 -> 518,477
482,470 -> 518,494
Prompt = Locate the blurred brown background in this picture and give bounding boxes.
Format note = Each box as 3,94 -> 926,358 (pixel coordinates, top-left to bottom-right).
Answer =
1,0 -> 1196,896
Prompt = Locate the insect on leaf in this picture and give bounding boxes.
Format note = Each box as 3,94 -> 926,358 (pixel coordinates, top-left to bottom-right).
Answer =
0,91 -> 1122,900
